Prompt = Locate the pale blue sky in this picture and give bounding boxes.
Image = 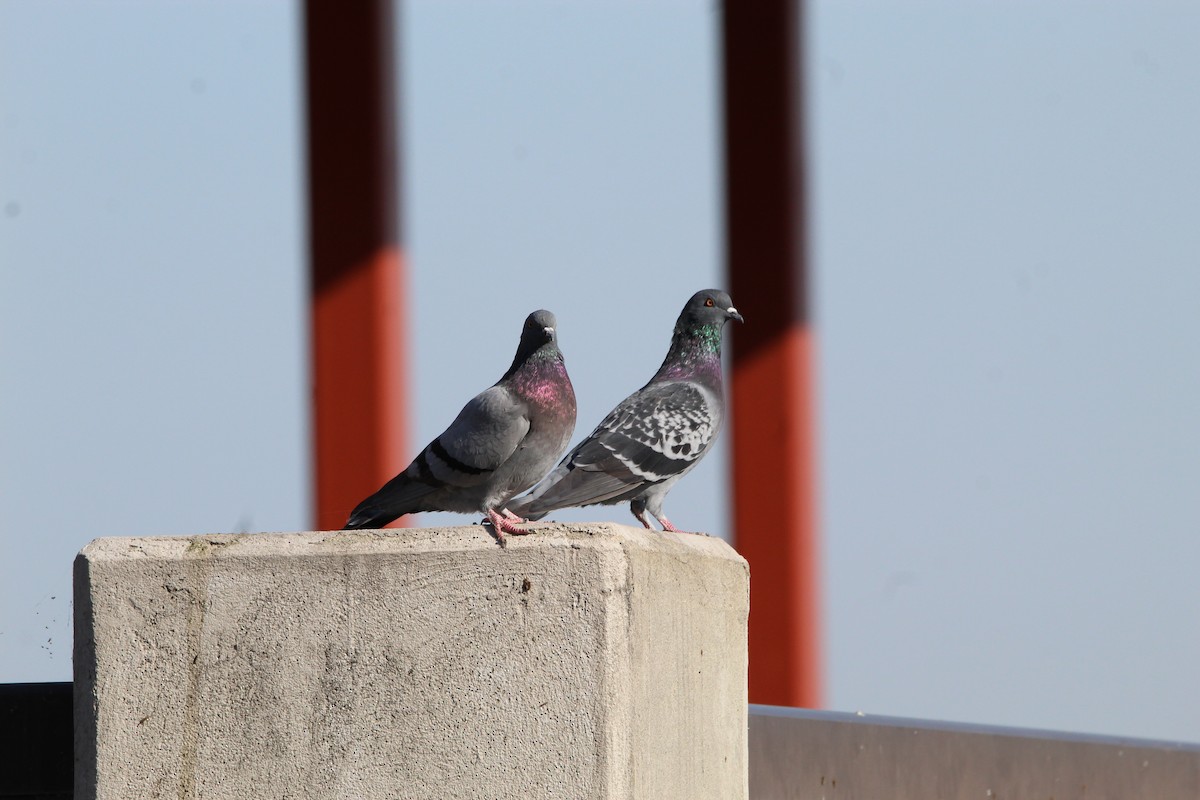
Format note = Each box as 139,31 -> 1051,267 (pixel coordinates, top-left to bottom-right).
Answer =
2,0 -> 1198,743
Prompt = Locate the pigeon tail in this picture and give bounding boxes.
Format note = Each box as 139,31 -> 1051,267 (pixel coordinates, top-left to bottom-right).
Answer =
342,472 -> 437,530
343,508 -> 398,531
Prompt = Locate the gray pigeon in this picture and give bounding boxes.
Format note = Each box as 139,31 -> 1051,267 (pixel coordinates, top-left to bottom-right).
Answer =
508,290 -> 742,532
344,309 -> 576,545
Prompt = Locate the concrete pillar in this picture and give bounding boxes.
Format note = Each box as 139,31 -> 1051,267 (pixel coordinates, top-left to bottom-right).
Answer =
73,524 -> 748,799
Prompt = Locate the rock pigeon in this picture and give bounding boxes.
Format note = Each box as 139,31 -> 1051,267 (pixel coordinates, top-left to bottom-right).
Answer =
508,290 -> 742,532
344,309 -> 576,545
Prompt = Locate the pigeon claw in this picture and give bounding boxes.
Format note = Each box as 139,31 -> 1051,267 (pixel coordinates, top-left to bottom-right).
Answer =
631,510 -> 705,536
501,508 -> 528,523
659,517 -> 709,536
486,507 -> 533,547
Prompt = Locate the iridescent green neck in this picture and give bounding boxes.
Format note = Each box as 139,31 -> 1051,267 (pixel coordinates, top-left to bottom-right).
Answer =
654,324 -> 724,385
503,339 -> 556,381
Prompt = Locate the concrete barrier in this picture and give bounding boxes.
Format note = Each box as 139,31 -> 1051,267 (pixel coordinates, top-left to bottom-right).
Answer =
73,523 -> 749,800
749,706 -> 1200,799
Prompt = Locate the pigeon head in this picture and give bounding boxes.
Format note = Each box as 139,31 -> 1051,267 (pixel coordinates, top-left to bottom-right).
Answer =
522,309 -> 558,347
503,309 -> 561,380
650,290 -> 743,385
677,289 -> 743,332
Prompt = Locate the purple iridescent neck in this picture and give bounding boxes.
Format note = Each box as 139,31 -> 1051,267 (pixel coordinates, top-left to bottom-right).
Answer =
652,323 -> 724,388
509,347 -> 575,415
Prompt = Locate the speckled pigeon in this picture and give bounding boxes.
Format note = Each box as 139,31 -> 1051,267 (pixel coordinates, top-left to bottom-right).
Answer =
344,309 -> 576,545
508,290 -> 742,532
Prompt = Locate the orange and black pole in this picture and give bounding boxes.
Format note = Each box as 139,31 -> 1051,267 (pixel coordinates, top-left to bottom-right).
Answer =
722,0 -> 822,707
304,1 -> 408,532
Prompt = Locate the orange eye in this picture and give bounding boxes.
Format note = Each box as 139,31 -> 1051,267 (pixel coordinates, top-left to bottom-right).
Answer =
704,297 -> 714,307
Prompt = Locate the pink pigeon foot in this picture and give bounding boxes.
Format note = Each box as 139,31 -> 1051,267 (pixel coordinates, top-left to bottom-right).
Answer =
634,509 -> 680,533
486,507 -> 533,547
653,515 -> 708,536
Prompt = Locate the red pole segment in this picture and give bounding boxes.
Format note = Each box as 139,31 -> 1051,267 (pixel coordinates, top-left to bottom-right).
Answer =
304,1 -> 407,532
722,0 -> 822,707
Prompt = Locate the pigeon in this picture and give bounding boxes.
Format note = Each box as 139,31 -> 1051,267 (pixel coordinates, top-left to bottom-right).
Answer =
508,290 -> 742,532
344,309 -> 576,545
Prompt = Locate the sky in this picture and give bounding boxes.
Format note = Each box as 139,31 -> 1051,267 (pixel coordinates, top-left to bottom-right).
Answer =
2,0 -> 1198,744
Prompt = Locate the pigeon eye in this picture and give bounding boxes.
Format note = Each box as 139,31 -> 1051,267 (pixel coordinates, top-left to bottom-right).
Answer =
704,298 -> 714,307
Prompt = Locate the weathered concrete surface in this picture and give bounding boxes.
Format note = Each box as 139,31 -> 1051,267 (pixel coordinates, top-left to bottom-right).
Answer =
74,523 -> 748,800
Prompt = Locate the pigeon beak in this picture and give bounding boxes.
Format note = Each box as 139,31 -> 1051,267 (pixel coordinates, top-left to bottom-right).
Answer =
543,326 -> 555,337
727,307 -> 744,323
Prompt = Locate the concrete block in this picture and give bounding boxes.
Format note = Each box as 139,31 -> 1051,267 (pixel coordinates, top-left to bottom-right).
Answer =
74,523 -> 748,799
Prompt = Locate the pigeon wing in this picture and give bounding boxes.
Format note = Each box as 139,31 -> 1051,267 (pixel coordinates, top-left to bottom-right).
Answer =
520,381 -> 716,511
416,385 -> 530,488
343,386 -> 530,529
